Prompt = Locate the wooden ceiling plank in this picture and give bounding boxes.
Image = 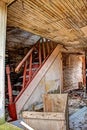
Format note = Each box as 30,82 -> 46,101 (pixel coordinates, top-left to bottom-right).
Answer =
31,0 -> 64,19
8,6 -> 57,32
25,2 -> 75,30
75,0 -> 87,19
25,1 -> 77,31
7,0 -> 87,45
38,0 -> 72,28
49,1 -> 82,29
8,4 -> 78,42
51,1 -> 83,30
82,0 -> 87,10
56,0 -> 85,27
64,0 -> 84,21
8,0 -> 57,27
8,9 -> 55,35
1,0 -> 7,3
25,0 -> 61,21
8,0 -> 65,30
25,0 -> 65,28
24,0 -> 60,29
68,0 -> 87,22
2,0 -> 16,5
7,0 -> 73,32
7,0 -> 14,5
46,1 -> 81,30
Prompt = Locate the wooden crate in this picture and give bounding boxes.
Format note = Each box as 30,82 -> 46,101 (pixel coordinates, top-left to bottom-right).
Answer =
22,94 -> 68,130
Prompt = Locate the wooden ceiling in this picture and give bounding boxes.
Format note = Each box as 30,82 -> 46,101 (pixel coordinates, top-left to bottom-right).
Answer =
2,0 -> 15,5
7,0 -> 87,51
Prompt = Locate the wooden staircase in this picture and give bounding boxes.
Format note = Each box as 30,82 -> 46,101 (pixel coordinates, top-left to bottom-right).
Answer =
6,38 -> 59,119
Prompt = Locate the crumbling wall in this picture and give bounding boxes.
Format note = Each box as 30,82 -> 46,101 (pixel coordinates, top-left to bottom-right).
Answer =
62,53 -> 83,90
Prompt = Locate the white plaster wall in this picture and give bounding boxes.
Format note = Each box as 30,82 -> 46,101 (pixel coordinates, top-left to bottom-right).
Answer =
23,53 -> 63,111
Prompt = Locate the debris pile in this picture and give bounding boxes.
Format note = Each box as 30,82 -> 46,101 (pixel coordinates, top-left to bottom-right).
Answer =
68,88 -> 87,130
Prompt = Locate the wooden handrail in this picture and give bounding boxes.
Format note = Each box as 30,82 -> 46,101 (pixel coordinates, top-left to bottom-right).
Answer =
15,39 -> 41,73
15,47 -> 34,72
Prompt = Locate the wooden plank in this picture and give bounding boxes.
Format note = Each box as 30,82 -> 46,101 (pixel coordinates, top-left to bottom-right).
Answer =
22,111 -> 65,120
43,94 -> 68,113
23,118 -> 65,130
2,0 -> 15,5
0,1 -> 7,124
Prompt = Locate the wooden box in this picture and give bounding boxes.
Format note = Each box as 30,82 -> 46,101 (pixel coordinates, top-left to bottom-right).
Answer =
22,94 -> 68,130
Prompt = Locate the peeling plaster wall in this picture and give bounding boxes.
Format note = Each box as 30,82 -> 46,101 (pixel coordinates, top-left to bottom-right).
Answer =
23,53 -> 63,111
62,53 -> 83,90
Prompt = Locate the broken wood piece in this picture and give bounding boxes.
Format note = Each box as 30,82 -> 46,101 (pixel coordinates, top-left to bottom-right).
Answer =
20,121 -> 35,130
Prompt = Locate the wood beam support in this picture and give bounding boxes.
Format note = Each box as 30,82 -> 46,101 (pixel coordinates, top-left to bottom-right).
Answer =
2,0 -> 16,6
0,1 -> 7,124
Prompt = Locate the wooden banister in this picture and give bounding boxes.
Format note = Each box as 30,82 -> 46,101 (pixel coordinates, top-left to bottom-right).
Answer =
6,65 -> 17,120
15,47 -> 34,72
15,39 -> 41,73
14,39 -> 58,102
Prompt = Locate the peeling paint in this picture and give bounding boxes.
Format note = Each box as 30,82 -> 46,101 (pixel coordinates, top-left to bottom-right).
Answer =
45,80 -> 59,92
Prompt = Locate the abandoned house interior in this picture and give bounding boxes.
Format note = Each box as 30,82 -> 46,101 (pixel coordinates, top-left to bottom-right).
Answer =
1,0 -> 87,130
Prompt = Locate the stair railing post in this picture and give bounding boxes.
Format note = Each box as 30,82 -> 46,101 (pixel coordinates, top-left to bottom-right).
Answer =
42,40 -> 46,60
29,53 -> 32,82
6,65 -> 13,104
50,41 -> 54,50
39,42 -> 42,66
22,61 -> 27,89
46,40 -> 50,55
6,65 -> 17,120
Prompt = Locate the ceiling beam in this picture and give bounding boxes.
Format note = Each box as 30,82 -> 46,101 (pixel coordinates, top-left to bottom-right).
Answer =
2,0 -> 16,5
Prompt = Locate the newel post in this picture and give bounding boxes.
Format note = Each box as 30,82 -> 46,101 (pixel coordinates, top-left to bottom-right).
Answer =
6,65 -> 17,120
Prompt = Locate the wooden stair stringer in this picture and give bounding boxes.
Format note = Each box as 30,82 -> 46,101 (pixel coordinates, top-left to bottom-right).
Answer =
15,45 -> 62,117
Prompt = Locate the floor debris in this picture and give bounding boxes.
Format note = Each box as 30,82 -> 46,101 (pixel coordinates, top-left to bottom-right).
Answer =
68,88 -> 87,130
69,106 -> 87,130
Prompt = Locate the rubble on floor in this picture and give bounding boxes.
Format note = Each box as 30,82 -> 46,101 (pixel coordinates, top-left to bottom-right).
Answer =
69,106 -> 87,130
10,120 -> 24,129
68,88 -> 87,130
